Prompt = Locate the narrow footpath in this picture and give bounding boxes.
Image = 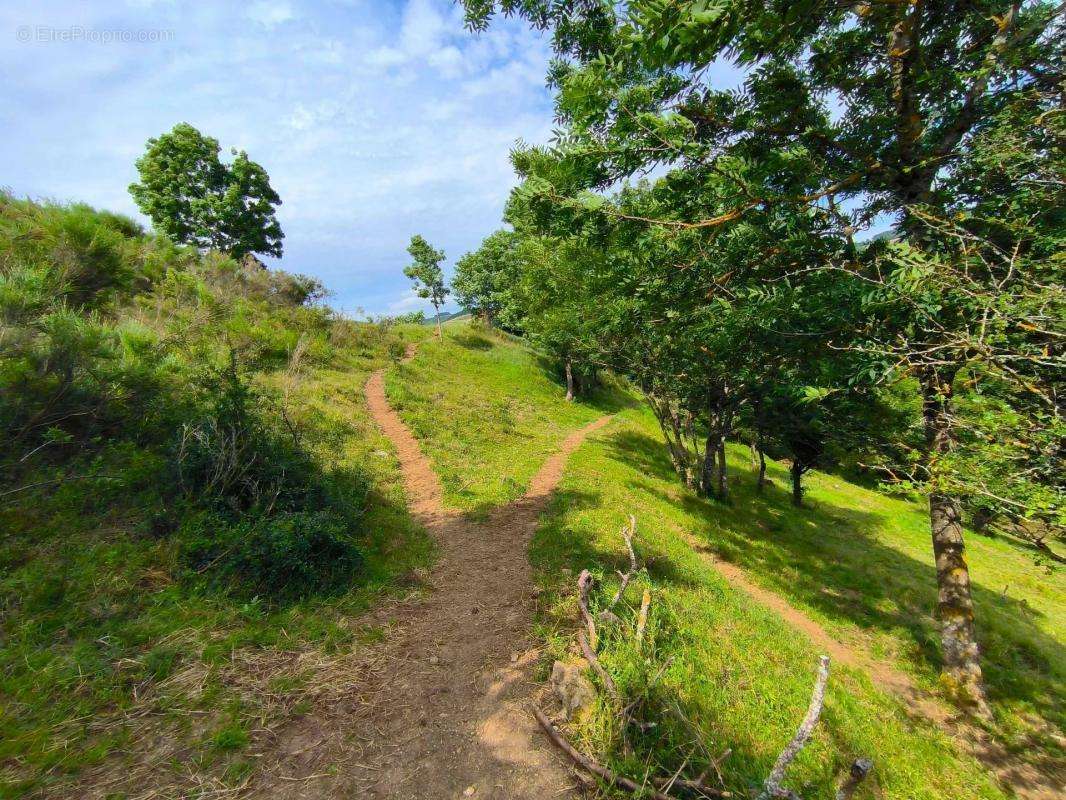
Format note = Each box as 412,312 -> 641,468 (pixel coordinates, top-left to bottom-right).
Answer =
343,346 -> 611,799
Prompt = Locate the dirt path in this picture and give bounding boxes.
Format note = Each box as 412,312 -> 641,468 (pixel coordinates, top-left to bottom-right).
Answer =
336,348 -> 612,799
684,536 -> 1063,800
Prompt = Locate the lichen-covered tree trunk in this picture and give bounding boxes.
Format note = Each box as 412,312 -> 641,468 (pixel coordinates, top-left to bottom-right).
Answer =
756,448 -> 767,493
922,369 -> 989,714
700,434 -> 717,496
564,358 -> 575,402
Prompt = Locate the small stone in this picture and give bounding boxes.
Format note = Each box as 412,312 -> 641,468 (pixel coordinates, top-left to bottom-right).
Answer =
429,655 -> 440,665
463,786 -> 476,797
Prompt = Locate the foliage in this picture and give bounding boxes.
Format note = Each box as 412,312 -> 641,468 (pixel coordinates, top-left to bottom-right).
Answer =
451,229 -> 524,328
403,234 -> 450,331
129,122 -> 283,258
461,0 -> 1064,709
0,194 -> 434,797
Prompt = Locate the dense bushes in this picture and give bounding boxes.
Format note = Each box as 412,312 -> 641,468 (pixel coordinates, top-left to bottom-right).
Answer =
0,193 -> 383,602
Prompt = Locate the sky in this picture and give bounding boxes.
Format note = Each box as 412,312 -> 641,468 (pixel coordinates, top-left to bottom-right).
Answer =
0,0 -> 557,317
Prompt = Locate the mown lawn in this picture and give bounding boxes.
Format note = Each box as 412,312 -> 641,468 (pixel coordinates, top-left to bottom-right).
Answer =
390,328 -> 1064,799
0,324 -> 435,798
383,319 -> 634,515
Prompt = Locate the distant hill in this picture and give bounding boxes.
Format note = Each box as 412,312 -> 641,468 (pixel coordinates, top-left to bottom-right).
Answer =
423,309 -> 470,325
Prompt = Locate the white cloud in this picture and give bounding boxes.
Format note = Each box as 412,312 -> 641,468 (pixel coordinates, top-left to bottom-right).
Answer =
246,0 -> 295,28
0,0 -> 554,314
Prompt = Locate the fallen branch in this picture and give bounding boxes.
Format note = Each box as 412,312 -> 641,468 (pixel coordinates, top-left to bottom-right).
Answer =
578,629 -> 619,702
534,707 -> 683,800
758,656 -> 831,800
608,515 -> 639,610
577,569 -> 598,649
834,758 -> 873,800
635,587 -> 651,647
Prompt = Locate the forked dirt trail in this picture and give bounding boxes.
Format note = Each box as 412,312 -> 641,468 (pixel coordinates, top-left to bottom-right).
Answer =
349,347 -> 612,799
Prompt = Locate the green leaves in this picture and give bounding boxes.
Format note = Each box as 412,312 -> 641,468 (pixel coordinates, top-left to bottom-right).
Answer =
404,235 -> 450,309
129,124 -> 283,259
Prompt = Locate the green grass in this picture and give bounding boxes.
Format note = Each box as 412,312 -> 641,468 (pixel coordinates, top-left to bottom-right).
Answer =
388,329 -> 1064,799
383,320 -> 633,514
0,323 -> 436,798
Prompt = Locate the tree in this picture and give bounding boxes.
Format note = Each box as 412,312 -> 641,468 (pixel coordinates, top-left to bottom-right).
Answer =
130,123 -> 283,259
462,0 -> 1063,714
404,235 -> 450,338
451,229 -> 523,328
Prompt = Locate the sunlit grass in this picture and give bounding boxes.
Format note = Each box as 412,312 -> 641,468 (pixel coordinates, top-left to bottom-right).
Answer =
391,329 -> 1063,798
383,319 -> 633,515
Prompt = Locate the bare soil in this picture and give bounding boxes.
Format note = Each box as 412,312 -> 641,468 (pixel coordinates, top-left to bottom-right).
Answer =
319,351 -> 613,799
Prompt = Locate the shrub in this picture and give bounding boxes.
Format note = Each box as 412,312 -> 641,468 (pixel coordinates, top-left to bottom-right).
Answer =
179,509 -> 363,601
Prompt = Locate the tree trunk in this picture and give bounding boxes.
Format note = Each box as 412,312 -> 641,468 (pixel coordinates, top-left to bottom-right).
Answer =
922,370 -> 989,714
790,461 -> 804,507
434,305 -> 442,339
716,438 -> 729,501
701,434 -> 717,496
564,358 -> 575,402
757,448 -> 767,493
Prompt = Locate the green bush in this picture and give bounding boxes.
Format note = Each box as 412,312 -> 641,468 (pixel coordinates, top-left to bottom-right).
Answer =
1,195 -> 377,603
179,509 -> 363,601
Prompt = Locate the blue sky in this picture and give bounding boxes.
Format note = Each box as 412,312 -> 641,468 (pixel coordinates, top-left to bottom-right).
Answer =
0,0 -> 555,316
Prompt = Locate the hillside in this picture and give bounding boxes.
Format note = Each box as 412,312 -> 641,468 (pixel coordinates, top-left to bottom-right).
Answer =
384,321 -> 1065,800
0,195 -> 436,797
2,207 -> 1061,799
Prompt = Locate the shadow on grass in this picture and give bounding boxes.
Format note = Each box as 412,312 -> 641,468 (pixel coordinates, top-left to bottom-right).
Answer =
451,330 -> 494,351
596,427 -> 1066,738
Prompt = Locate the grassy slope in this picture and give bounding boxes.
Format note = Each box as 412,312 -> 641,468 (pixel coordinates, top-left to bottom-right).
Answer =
0,325 -> 435,798
388,326 -> 1064,799
383,320 -> 632,514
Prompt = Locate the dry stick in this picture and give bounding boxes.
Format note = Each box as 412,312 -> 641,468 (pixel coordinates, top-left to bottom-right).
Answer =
834,758 -> 873,800
608,515 -> 639,609
758,656 -> 831,800
578,629 -> 619,702
635,587 -> 651,648
533,707 -> 682,800
577,569 -> 598,649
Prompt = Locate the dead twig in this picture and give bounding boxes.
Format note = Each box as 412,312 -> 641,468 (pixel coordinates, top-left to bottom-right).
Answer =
608,515 -> 639,610
577,569 -> 598,649
578,629 -> 619,702
635,587 -> 651,648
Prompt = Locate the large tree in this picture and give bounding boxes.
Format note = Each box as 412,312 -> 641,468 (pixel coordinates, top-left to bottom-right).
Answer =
130,123 -> 283,259
463,0 -> 1064,711
451,229 -> 523,329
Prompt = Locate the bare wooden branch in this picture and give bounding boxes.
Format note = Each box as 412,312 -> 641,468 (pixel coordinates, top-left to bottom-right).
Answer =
533,707 -> 685,800
758,656 -> 831,800
635,587 -> 651,648
577,569 -> 597,649
578,629 -> 619,703
835,758 -> 874,800
608,515 -> 639,610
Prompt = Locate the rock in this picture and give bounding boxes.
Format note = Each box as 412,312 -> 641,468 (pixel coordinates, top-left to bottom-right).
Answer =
550,659 -> 595,720
463,786 -> 476,797
429,655 -> 439,665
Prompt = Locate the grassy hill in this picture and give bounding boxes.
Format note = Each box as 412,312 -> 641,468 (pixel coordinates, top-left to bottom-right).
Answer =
387,320 -> 1064,800
0,195 -> 436,797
